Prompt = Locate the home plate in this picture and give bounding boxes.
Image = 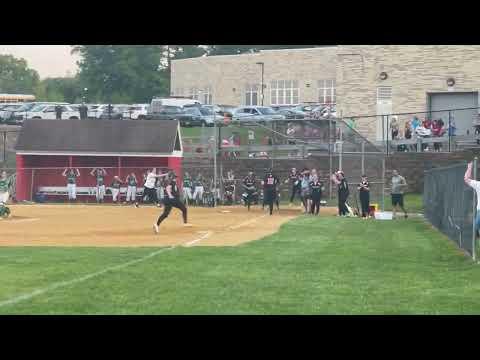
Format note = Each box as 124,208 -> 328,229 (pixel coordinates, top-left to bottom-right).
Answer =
220,210 -> 231,213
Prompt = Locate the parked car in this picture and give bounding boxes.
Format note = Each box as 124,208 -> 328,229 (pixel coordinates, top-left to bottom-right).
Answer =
87,104 -> 108,118
150,97 -> 201,112
27,104 -> 80,120
0,104 -> 23,123
122,104 -> 149,120
183,106 -> 218,127
232,106 -> 286,123
276,109 -> 307,119
99,105 -> 125,120
9,102 -> 57,124
145,105 -> 202,127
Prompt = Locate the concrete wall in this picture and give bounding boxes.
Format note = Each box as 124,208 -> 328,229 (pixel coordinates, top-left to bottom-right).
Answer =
171,47 -> 338,106
336,45 -> 480,139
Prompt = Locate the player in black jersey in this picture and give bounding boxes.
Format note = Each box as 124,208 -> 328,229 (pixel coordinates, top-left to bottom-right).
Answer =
153,171 -> 191,234
357,175 -> 370,219
242,171 -> 257,211
262,169 -> 280,215
285,167 -> 301,206
310,176 -> 323,215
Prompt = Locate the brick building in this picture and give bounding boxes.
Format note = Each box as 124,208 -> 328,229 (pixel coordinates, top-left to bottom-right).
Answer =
171,46 -> 480,142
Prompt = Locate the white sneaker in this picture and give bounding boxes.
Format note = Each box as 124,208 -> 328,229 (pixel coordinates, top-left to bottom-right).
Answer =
153,224 -> 159,234
183,223 -> 193,227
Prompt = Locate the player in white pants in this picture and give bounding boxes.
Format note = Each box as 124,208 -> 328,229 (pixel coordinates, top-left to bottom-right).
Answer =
111,176 -> 122,203
125,173 -> 138,204
0,170 -> 12,204
62,168 -> 80,202
193,174 -> 205,206
91,167 -> 107,203
182,172 -> 193,205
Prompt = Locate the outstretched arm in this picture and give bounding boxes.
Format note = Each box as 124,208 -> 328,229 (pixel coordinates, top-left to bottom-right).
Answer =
331,174 -> 340,185
90,168 -> 96,176
62,168 -> 68,177
465,162 -> 473,186
76,169 -> 80,177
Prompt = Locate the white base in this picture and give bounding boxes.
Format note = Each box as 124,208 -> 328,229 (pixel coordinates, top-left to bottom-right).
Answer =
374,211 -> 393,220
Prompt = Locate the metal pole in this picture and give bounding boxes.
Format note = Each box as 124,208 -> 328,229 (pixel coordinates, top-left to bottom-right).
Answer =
30,169 -> 35,202
261,64 -> 264,106
329,119 -> 333,200
213,109 -> 217,207
386,115 -> 389,156
339,126 -> 343,171
2,131 -> 6,168
382,115 -> 385,153
448,111 -> 452,152
382,157 -> 385,212
472,157 -> 478,261
361,141 -> 365,175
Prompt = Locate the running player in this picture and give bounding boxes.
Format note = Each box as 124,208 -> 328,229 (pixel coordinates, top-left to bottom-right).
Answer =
135,168 -> 168,208
310,174 -> 323,216
262,169 -> 280,215
192,174 -> 205,206
242,171 -> 257,211
0,171 -> 13,218
153,171 -> 192,234
182,172 -> 193,206
110,175 -> 122,204
62,167 -> 80,202
125,172 -> 138,205
90,167 -> 107,203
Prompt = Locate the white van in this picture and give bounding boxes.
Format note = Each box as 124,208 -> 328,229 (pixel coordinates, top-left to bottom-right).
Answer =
149,97 -> 201,113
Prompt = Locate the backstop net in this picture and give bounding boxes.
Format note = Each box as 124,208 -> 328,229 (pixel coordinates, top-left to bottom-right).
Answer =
423,162 -> 476,258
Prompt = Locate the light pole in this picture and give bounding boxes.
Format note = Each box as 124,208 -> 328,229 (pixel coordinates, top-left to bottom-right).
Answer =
83,87 -> 88,104
256,62 -> 264,106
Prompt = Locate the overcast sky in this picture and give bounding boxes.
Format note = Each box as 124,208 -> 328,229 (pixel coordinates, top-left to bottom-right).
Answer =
0,45 -> 79,79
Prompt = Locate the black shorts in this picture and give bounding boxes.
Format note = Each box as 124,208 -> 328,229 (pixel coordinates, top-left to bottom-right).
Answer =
391,194 -> 404,207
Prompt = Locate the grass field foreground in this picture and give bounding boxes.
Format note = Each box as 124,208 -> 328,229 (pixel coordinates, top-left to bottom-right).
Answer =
1,210 -> 479,314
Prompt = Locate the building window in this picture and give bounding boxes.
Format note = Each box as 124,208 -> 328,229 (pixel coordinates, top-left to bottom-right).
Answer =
318,79 -> 336,104
203,86 -> 213,105
270,80 -> 299,105
376,86 -> 392,102
245,84 -> 259,106
189,87 -> 199,100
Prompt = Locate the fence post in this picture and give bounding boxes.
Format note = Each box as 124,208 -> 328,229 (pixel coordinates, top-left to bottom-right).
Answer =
473,157 -> 478,261
382,157 -> 386,212
30,169 -> 35,202
2,131 -> 6,168
361,141 -> 365,175
448,110 -> 452,152
386,115 -> 389,156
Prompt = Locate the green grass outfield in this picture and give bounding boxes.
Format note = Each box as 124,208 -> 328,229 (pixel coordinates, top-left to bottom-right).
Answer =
2,211 -> 480,314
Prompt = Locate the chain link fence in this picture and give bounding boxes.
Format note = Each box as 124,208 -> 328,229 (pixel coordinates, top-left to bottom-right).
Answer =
423,161 -> 476,258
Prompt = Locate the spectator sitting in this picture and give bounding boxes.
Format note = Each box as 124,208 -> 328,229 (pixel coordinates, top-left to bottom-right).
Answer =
431,119 -> 445,137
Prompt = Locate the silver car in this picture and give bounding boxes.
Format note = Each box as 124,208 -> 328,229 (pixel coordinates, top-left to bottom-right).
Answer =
232,106 -> 286,123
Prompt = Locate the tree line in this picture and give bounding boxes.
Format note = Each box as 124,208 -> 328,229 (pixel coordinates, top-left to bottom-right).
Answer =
0,45 -> 323,104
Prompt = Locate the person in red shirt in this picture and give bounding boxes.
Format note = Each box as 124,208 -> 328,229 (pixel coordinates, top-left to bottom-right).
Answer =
423,118 -> 433,129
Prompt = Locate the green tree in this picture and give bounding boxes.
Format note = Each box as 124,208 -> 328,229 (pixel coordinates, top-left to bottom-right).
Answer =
0,54 -> 40,94
71,45 -> 169,103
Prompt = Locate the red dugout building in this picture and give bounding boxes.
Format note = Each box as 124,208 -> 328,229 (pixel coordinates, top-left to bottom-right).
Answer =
14,119 -> 183,201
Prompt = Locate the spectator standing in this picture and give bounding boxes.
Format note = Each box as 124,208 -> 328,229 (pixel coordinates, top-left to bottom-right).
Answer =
125,172 -> 138,204
111,176 -> 122,204
331,171 -> 350,216
391,170 -> 408,219
423,118 -> 433,130
55,105 -> 63,120
357,175 -> 370,219
90,167 -> 107,203
390,116 -> 399,140
411,116 -> 421,132
464,162 -> 480,236
473,114 -> 480,136
79,103 -> 88,120
62,168 -> 80,202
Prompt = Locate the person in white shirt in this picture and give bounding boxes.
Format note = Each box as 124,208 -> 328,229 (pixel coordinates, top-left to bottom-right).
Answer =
135,168 -> 168,208
464,161 -> 480,235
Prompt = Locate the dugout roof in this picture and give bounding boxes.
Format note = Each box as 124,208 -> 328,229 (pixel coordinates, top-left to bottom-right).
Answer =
15,119 -> 182,157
